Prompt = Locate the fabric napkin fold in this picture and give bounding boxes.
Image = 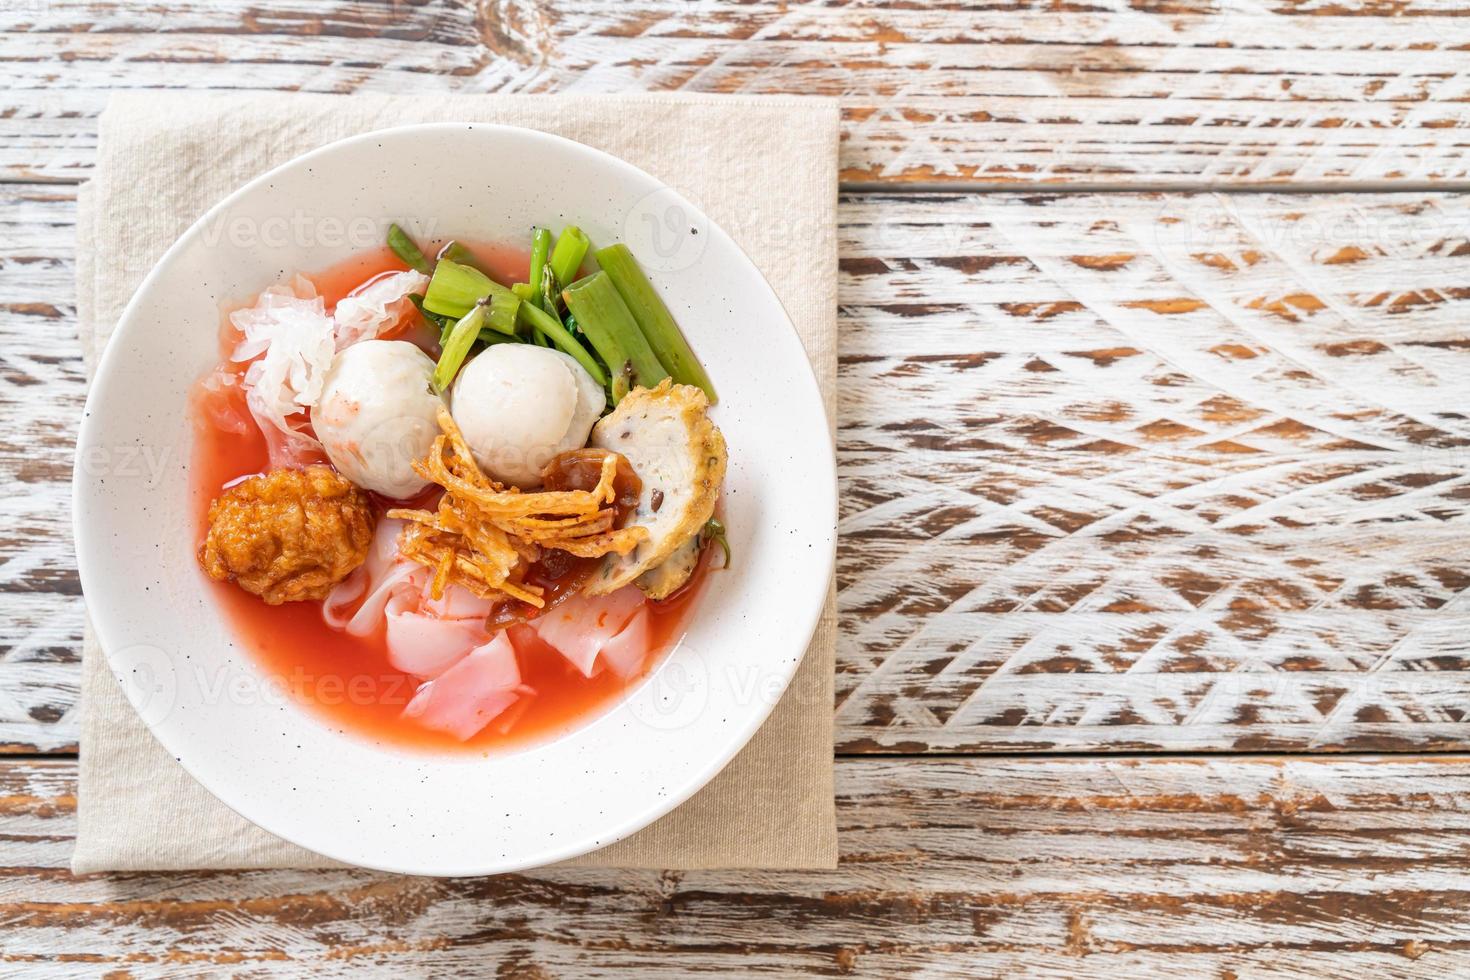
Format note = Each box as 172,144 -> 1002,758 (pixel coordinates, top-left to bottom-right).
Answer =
72,92 -> 838,872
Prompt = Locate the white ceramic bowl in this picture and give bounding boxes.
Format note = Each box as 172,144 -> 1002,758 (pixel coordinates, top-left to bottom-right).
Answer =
74,124 -> 835,875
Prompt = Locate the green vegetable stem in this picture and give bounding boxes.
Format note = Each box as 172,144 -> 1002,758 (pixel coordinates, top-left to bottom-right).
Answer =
517,301 -> 608,387
562,271 -> 670,396
433,302 -> 489,392
595,244 -> 716,403
527,228 -> 552,311
549,225 -> 591,287
423,259 -> 515,322
387,223 -> 431,274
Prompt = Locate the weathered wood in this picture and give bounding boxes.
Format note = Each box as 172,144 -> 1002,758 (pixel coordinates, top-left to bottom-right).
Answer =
3,187 -> 1468,755
8,3 -> 1470,967
835,191 -> 1470,753
4,0 -> 1470,185
0,185 -> 84,754
2,754 -> 1470,974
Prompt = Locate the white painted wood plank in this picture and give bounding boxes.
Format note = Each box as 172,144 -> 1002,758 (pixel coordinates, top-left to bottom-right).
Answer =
3,0 -> 1470,184
1,755 -> 1469,975
0,186 -> 83,752
834,191 -> 1470,751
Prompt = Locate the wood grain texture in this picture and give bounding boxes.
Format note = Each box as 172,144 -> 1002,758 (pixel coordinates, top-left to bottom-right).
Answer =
835,191 -> 1470,753
6,2 -> 1470,967
5,0 -> 1470,185
0,185 -> 84,754
3,754 -> 1470,975
2,187 -> 1466,755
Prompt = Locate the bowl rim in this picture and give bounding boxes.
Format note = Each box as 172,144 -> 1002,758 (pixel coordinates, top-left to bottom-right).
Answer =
73,121 -> 837,874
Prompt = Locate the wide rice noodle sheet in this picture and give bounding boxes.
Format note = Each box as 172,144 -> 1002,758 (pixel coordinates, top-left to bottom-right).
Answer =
403,631 -> 523,741
229,275 -> 335,467
534,587 -> 645,678
598,607 -> 652,680
332,269 -> 429,348
423,584 -> 495,621
384,589 -> 488,680
323,518 -> 414,634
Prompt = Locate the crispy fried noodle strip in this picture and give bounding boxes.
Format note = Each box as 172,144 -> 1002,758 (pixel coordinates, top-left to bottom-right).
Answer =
388,406 -> 647,608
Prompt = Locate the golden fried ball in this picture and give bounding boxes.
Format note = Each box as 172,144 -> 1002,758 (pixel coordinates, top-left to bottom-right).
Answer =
198,465 -> 375,604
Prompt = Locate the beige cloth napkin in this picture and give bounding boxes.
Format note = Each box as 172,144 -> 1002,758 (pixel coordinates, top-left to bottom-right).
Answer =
72,93 -> 839,872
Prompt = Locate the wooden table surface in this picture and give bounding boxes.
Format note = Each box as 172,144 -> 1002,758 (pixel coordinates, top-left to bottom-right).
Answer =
3,1 -> 1470,975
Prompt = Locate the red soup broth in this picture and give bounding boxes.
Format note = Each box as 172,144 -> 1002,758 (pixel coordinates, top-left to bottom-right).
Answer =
191,244 -> 708,755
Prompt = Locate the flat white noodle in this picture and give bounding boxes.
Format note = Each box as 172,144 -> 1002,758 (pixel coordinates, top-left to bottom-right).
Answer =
322,518 -> 406,632
533,587 -> 645,678
384,590 -> 488,680
344,562 -> 423,637
598,607 -> 653,679
321,564 -> 369,630
402,631 -> 524,741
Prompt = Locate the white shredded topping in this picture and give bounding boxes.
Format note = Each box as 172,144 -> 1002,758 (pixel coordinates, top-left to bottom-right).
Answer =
229,275 -> 336,462
228,267 -> 428,468
332,269 -> 429,348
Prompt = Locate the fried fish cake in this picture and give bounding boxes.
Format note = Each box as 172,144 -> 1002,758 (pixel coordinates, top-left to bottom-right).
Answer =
199,465 -> 375,604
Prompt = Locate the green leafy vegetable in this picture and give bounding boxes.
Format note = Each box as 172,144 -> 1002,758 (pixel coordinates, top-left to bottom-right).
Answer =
433,302 -> 489,392
415,228 -> 711,415
424,259 -> 515,320
387,223 -> 431,274
549,225 -> 591,286
562,271 -> 670,394
594,243 -> 716,403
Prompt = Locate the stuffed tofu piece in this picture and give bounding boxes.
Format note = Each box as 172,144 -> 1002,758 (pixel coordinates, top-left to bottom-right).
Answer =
635,537 -> 702,600
586,380 -> 726,596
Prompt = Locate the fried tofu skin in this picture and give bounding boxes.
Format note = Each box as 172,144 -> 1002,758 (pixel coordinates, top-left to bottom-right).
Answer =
387,406 -> 647,609
587,380 -> 727,596
198,465 -> 375,604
